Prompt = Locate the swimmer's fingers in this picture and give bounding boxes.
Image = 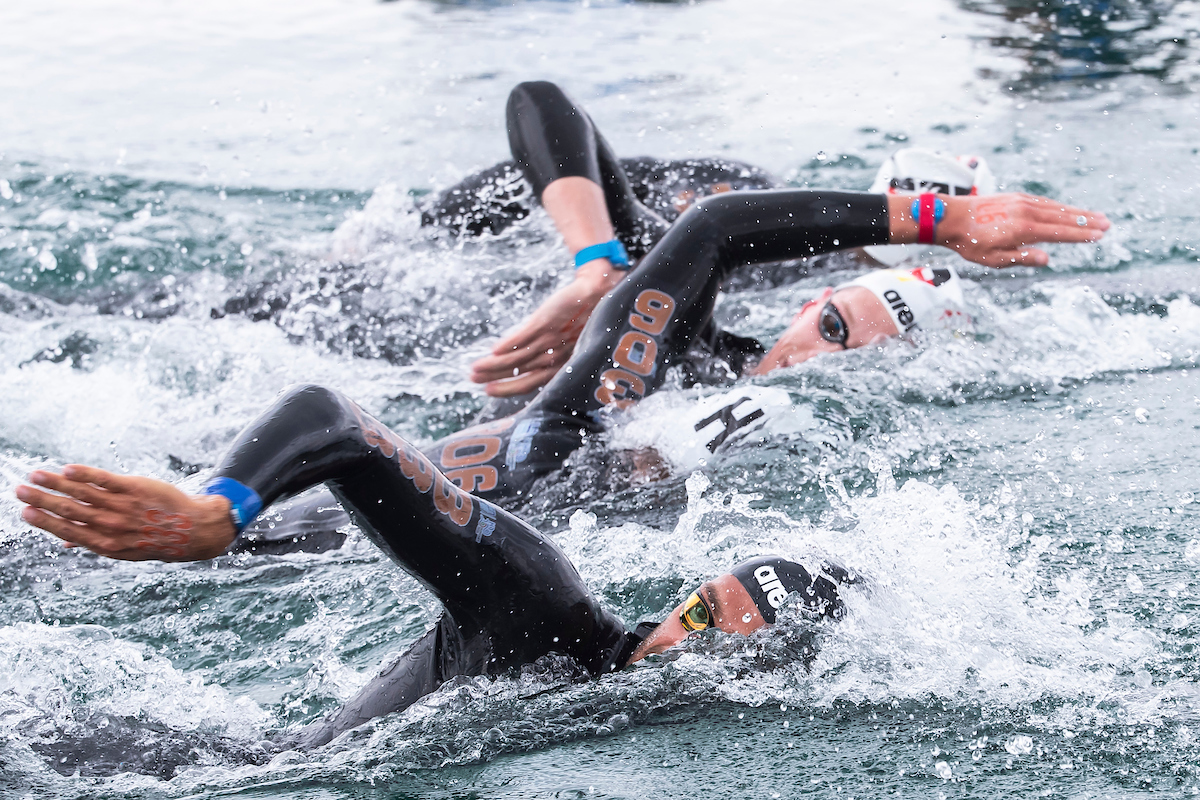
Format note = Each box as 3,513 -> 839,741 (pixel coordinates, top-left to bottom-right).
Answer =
484,366 -> 560,397
18,505 -> 146,559
1025,199 -> 1109,235
25,467 -> 136,510
15,483 -> 113,528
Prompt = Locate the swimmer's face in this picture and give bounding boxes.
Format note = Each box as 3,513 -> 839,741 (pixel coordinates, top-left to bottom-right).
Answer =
751,286 -> 899,375
627,573 -> 766,664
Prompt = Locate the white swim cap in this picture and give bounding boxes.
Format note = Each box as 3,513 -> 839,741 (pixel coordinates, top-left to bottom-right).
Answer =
864,148 -> 997,267
841,266 -> 972,335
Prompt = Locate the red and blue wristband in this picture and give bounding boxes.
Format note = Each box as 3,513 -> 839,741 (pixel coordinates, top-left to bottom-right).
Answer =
911,193 -> 946,245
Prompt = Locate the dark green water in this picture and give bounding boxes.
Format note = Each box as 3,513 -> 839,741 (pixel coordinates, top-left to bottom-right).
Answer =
2,0 -> 1200,797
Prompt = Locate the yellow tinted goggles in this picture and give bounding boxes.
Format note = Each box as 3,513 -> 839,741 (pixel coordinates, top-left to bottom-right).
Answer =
679,591 -> 713,633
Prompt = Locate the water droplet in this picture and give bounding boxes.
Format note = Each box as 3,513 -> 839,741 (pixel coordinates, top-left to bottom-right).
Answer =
743,613 -> 753,623
1134,408 -> 1149,423
1106,534 -> 1124,553
1070,447 -> 1086,462
240,242 -> 255,256
1005,735 -> 1034,755
935,761 -> 952,780
1126,573 -> 1144,594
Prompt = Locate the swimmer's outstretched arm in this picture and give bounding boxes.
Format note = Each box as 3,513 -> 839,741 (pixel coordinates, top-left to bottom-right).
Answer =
888,192 -> 1108,268
472,188 -> 1110,396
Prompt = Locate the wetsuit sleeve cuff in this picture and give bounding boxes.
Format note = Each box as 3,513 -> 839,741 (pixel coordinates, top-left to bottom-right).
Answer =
201,477 -> 264,534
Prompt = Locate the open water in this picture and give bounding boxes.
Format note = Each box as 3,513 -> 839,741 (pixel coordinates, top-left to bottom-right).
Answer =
2,0 -> 1200,797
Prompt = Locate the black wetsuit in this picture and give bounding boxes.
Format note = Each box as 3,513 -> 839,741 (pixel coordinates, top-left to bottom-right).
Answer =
237,187 -> 888,553
234,83 -> 888,553
421,81 -> 780,249
217,384 -> 642,749
213,384 -> 846,748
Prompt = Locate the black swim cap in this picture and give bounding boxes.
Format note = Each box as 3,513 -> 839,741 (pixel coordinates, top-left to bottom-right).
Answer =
730,556 -> 848,623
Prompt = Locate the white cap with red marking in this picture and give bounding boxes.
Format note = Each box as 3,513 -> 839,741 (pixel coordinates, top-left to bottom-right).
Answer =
841,265 -> 973,335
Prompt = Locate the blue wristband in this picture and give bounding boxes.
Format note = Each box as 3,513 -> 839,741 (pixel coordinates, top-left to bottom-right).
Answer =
202,477 -> 263,533
574,239 -> 630,270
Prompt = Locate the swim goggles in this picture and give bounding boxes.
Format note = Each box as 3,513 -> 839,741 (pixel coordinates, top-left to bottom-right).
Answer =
818,301 -> 850,348
679,591 -> 714,632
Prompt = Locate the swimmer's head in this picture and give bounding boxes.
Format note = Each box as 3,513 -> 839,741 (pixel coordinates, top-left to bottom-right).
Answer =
864,148 -> 997,266
751,266 -> 972,374
626,556 -> 848,664
839,265 -> 972,337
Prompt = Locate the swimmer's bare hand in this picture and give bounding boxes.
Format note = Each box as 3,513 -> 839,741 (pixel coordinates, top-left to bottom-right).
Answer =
470,263 -> 623,397
15,465 -> 237,562
917,193 -> 1109,268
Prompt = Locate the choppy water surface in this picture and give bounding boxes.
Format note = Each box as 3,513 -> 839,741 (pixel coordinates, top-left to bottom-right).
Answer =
2,0 -> 1200,797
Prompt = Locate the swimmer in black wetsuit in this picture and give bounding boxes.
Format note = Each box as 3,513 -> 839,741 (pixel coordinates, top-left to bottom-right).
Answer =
15,389 -> 851,749
237,169 -> 1106,552
432,81 -> 782,400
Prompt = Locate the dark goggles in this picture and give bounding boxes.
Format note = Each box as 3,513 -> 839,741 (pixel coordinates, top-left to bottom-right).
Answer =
818,301 -> 850,348
679,591 -> 713,633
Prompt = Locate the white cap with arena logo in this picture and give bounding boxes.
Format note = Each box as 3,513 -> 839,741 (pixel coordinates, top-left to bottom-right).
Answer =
840,265 -> 973,336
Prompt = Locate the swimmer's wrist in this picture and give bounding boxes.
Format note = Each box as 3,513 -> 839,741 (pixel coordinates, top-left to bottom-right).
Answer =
575,259 -> 626,291
885,194 -> 967,248
189,494 -> 241,558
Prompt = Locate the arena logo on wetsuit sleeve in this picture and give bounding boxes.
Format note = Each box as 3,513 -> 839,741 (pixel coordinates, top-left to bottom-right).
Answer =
350,405 -> 475,528
594,289 -> 676,409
